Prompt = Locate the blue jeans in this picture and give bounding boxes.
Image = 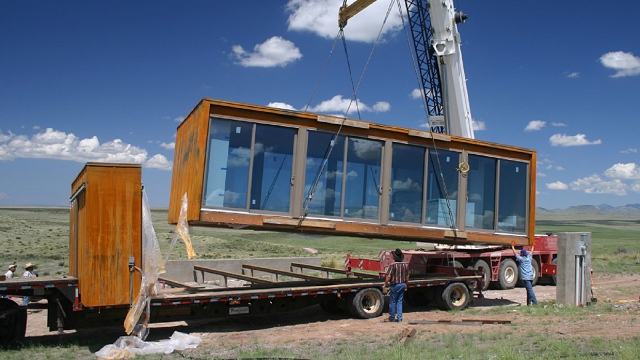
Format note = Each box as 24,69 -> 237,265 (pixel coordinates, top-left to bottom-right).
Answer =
523,280 -> 537,305
389,283 -> 406,321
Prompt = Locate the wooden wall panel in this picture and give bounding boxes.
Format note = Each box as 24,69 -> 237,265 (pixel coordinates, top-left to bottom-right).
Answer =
168,99 -> 210,223
70,163 -> 142,307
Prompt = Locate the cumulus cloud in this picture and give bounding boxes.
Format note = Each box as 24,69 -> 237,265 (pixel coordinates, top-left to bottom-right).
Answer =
0,128 -> 172,170
286,0 -> 403,43
599,51 -> 640,78
160,142 -> 175,150
546,181 -> 568,190
525,120 -> 545,131
307,95 -> 390,115
604,163 -> 640,180
569,174 -> 627,196
267,102 -> 297,110
232,36 -> 302,67
549,134 -> 601,146
472,120 -> 486,131
565,72 -> 580,78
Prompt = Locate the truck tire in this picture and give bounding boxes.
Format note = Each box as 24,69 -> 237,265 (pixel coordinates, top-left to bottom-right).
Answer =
498,259 -> 518,290
471,259 -> 491,291
347,288 -> 384,319
0,298 -> 27,345
439,282 -> 471,311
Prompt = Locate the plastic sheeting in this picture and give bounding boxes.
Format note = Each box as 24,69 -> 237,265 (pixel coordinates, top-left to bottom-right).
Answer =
95,331 -> 202,359
123,189 -> 165,337
165,192 -> 197,261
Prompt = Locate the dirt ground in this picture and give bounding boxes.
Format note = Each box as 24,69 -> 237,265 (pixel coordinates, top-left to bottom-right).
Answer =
15,273 -> 640,356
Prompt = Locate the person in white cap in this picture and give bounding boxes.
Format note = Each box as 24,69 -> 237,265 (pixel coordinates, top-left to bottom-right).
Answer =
21,262 -> 38,306
4,264 -> 17,279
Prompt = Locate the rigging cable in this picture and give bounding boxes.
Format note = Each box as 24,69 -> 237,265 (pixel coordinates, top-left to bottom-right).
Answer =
298,1 -> 396,227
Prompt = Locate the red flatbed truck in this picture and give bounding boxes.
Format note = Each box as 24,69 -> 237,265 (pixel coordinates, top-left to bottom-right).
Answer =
346,234 -> 557,292
0,163 -> 483,345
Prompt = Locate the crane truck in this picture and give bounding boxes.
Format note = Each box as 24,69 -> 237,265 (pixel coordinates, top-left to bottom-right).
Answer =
338,0 -> 557,291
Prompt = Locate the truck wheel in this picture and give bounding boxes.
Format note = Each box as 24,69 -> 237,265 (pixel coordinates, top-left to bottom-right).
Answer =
498,259 -> 518,290
440,282 -> 470,311
471,259 -> 491,291
0,298 -> 27,345
347,288 -> 384,319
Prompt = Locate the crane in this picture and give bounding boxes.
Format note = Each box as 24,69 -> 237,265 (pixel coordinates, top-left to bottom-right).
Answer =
339,0 -> 475,139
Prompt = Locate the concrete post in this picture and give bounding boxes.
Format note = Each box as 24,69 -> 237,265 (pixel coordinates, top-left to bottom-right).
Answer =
556,232 -> 592,306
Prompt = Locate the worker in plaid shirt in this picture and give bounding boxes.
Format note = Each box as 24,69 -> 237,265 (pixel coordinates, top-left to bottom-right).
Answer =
384,249 -> 409,322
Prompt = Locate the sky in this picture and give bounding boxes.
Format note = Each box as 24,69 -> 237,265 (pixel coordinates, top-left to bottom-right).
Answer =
1,0 -> 639,210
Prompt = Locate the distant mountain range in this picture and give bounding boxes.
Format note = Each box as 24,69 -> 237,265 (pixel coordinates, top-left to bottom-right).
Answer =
537,203 -> 640,216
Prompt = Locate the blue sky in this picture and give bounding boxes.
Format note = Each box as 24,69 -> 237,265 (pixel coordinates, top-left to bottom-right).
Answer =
1,0 -> 639,210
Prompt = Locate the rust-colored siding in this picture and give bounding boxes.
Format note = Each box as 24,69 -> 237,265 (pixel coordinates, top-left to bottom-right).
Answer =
168,99 -> 210,223
169,98 -> 537,247
69,163 -> 142,307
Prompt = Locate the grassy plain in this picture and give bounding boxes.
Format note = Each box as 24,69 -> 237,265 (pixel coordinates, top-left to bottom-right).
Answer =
1,208 -> 640,359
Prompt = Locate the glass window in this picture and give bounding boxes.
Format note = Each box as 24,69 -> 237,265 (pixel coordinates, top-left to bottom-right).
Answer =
249,124 -> 295,212
389,143 -> 424,223
303,132 -> 344,217
498,160 -> 528,233
467,155 -> 496,230
426,149 -> 460,227
344,137 -> 382,219
203,118 -> 252,209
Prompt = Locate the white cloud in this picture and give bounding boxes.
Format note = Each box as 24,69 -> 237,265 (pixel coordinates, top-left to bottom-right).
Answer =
372,101 -> 391,112
144,154 -> 173,170
232,36 -> 302,68
632,183 -> 640,193
604,163 -> 640,180
599,51 -> 640,78
307,95 -> 390,114
551,122 -> 567,127
286,0 -> 403,43
267,102 -> 297,110
620,148 -> 638,154
537,172 -> 546,177
566,72 -> 580,78
546,181 -> 568,190
160,142 -> 175,150
549,133 -> 601,146
472,120 -> 486,131
569,174 -> 627,195
0,128 -> 172,170
525,120 -> 546,131
174,116 -> 185,123
555,166 -> 565,171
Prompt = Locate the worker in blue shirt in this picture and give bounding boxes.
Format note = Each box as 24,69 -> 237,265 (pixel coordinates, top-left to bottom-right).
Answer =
512,244 -> 538,306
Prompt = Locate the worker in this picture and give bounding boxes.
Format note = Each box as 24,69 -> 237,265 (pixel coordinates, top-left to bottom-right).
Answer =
511,245 -> 538,306
4,264 -> 16,279
21,262 -> 38,306
383,249 -> 409,322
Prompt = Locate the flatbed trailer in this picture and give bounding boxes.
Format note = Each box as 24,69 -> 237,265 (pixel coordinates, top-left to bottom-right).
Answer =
346,235 -> 557,292
0,261 -> 481,344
